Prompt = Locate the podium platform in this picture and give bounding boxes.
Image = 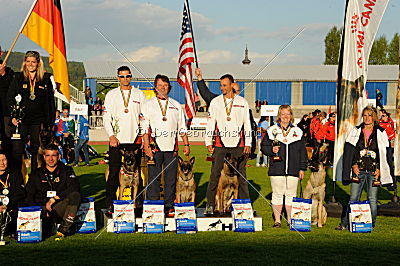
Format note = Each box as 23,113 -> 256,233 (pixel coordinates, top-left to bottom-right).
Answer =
101,208 -> 263,232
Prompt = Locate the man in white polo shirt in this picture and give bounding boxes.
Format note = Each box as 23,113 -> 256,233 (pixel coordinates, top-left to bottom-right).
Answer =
204,74 -> 251,215
141,74 -> 190,216
103,66 -> 146,217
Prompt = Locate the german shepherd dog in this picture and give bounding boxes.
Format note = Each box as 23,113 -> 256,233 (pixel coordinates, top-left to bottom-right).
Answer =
176,156 -> 196,203
303,143 -> 328,227
37,124 -> 58,168
215,153 -> 240,214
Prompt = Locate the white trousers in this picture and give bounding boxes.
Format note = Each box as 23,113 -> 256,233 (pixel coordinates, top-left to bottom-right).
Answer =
270,175 -> 299,206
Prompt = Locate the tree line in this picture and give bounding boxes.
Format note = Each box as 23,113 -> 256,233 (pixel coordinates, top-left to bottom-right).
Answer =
324,26 -> 399,65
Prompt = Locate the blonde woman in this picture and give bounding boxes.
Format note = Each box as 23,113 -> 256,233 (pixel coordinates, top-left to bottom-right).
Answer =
336,106 -> 394,230
7,51 -> 56,171
261,105 -> 307,228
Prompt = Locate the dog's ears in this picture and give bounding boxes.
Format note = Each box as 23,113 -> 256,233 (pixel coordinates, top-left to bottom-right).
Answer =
190,156 -> 195,165
178,156 -> 183,165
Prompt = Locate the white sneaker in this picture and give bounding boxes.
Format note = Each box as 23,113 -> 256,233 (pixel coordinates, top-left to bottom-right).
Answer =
261,164 -> 266,167
256,163 -> 260,167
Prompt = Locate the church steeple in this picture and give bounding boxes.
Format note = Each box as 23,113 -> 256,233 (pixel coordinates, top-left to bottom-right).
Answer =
242,45 -> 251,65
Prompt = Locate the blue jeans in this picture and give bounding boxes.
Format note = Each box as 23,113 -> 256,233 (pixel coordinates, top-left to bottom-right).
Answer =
341,171 -> 378,227
74,138 -> 89,164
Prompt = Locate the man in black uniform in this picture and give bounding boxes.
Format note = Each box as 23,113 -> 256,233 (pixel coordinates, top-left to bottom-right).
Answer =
25,144 -> 80,240
0,46 -> 15,154
195,68 -> 258,158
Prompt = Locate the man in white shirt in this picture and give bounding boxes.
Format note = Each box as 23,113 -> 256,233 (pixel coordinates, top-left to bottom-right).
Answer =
103,66 -> 146,216
141,74 -> 190,216
204,74 -> 252,215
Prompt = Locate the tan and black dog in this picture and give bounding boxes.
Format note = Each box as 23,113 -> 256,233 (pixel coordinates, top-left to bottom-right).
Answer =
215,154 -> 240,214
105,149 -> 140,204
176,156 -> 196,203
303,143 -> 328,227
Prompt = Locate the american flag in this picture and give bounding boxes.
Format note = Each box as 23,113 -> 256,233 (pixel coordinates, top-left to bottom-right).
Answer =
177,0 -> 196,125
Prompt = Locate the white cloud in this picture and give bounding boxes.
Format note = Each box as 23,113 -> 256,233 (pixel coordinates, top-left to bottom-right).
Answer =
198,50 -> 239,64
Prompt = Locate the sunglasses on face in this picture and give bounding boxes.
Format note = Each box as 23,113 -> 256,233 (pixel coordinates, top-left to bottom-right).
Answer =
118,74 -> 132,79
381,115 -> 387,117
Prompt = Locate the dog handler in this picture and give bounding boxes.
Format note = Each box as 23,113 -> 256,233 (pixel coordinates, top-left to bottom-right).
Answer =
204,74 -> 251,215
141,74 -> 190,216
25,144 -> 80,240
336,106 -> 394,230
261,105 -> 307,228
103,66 -> 146,217
7,51 -> 56,172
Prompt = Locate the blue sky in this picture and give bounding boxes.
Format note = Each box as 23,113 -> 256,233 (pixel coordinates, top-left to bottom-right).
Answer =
0,0 -> 399,65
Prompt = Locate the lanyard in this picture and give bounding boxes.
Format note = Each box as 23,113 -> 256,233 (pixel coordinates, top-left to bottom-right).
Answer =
0,174 -> 10,188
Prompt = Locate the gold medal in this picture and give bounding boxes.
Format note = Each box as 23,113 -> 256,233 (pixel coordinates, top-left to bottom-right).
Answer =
157,97 -> 169,122
2,188 -> 9,195
0,174 -> 10,196
223,96 -> 234,122
30,93 -> 36,100
283,139 -> 288,143
29,77 -> 36,100
120,87 -> 132,113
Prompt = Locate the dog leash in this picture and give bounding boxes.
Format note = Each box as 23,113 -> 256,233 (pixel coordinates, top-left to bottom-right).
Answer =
299,179 -> 303,198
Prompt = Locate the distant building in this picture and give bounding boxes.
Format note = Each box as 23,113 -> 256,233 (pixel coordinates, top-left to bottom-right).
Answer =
83,62 -> 398,118
242,45 -> 251,65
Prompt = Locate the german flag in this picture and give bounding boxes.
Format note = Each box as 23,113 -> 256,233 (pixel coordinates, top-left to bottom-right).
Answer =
22,0 -> 70,101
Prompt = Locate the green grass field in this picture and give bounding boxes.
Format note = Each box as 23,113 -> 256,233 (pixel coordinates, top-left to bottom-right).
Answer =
2,145 -> 399,265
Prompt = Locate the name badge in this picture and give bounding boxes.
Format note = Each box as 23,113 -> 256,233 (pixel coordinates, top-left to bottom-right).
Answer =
47,191 -> 57,198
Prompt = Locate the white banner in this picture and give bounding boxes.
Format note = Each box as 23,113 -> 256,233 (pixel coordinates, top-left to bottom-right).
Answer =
70,101 -> 89,116
260,105 -> 279,117
334,0 -> 388,181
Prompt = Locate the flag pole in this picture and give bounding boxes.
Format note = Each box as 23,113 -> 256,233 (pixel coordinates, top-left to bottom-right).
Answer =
2,0 -> 38,65
185,0 -> 199,68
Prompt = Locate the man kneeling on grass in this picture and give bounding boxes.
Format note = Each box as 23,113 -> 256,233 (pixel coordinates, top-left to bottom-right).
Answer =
25,144 -> 81,240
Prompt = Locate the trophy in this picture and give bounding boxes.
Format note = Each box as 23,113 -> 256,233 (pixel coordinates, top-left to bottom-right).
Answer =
11,94 -> 25,140
352,159 -> 363,183
147,139 -> 156,165
371,162 -> 381,187
271,129 -> 282,162
0,195 -> 11,245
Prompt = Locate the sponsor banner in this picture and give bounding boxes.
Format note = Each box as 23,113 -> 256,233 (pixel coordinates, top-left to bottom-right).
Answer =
349,200 -> 372,233
113,200 -> 135,233
334,0 -> 388,181
17,206 -> 42,243
231,199 -> 255,233
76,197 -> 96,234
174,202 -> 197,234
290,198 -> 312,232
143,200 -> 165,234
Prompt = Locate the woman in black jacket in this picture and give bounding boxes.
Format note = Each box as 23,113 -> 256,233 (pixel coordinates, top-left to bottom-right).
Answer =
336,106 -> 394,230
7,51 -> 56,171
261,105 -> 308,228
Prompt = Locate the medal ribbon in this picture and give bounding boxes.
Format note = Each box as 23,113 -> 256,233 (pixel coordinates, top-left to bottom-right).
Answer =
0,174 -> 10,188
29,77 -> 36,97
156,97 -> 168,118
120,87 -> 132,110
280,124 -> 292,138
223,96 -> 234,118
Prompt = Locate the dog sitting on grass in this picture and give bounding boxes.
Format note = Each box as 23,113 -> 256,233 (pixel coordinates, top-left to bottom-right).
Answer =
176,156 -> 196,203
303,143 -> 328,227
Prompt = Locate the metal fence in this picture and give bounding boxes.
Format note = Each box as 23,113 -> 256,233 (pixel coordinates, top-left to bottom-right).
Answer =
89,115 -> 103,128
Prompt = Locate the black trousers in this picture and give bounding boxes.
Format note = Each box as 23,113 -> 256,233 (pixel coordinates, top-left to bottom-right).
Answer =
106,143 -> 142,208
326,139 -> 334,165
206,147 -> 250,206
0,115 -> 12,158
52,191 -> 81,234
12,124 -> 41,171
146,151 -> 178,208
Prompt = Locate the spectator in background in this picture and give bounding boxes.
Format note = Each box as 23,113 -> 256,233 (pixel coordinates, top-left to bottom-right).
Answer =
84,87 -> 91,105
194,92 -> 201,112
314,112 -> 327,144
376,89 -> 383,110
297,114 -> 310,145
379,109 -> 395,147
255,99 -> 261,113
323,112 -> 336,165
262,100 -> 268,106
72,115 -> 90,167
57,108 -> 75,152
88,97 -> 95,117
256,116 -> 269,167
